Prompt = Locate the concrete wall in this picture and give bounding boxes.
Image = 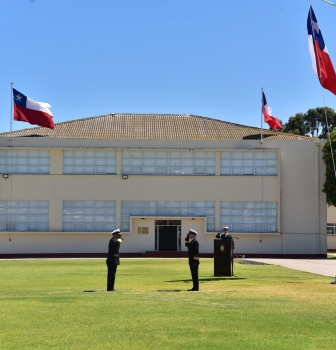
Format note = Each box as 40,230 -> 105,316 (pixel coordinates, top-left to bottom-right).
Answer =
0,137 -> 327,256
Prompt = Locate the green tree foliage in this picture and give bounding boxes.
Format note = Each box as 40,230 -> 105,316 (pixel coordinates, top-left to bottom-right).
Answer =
280,107 -> 336,139
305,107 -> 336,139
281,113 -> 307,135
322,129 -> 336,206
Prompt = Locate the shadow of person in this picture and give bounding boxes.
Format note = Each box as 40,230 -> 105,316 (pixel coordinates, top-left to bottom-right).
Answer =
165,276 -> 246,283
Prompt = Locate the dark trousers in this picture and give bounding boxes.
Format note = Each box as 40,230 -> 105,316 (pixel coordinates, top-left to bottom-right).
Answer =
107,264 -> 118,291
189,264 -> 199,290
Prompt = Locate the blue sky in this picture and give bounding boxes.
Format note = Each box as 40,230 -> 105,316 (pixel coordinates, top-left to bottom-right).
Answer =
1,0 -> 336,133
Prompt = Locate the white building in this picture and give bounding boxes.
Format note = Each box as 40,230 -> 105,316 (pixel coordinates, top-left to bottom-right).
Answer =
0,114 -> 327,258
327,206 -> 336,250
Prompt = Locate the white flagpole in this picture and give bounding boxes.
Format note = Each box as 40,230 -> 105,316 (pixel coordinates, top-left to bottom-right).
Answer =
322,0 -> 336,7
310,3 -> 336,178
10,83 -> 13,147
260,88 -> 264,144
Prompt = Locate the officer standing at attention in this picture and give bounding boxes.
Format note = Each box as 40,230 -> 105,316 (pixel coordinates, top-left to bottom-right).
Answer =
185,229 -> 199,291
106,228 -> 123,291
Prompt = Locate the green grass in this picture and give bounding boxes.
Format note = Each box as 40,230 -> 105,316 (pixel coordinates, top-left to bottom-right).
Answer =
0,258 -> 335,350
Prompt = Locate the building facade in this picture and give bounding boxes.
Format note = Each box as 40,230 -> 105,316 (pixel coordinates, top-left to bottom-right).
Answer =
0,114 -> 327,257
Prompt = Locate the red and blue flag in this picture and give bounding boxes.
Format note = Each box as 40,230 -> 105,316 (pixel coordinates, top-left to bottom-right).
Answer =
262,92 -> 282,131
307,5 -> 336,95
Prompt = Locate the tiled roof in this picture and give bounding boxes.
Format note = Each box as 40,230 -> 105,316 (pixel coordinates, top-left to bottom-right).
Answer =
0,113 -> 314,140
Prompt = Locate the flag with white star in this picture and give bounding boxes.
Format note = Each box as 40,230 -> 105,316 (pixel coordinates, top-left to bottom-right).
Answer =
13,88 -> 54,129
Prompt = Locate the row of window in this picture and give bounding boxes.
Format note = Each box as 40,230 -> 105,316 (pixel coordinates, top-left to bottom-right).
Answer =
121,201 -> 216,232
0,149 -> 278,176
0,200 -> 278,233
0,201 -> 49,231
63,201 -> 116,232
220,202 -> 277,233
121,151 -> 216,175
0,150 -> 49,174
63,150 -> 116,175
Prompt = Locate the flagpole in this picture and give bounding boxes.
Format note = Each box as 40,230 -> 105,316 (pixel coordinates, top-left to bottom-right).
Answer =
260,87 -> 264,144
10,83 -> 13,147
308,4 -> 336,179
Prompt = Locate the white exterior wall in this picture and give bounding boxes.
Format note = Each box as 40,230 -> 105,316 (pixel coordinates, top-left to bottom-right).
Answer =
0,137 -> 327,256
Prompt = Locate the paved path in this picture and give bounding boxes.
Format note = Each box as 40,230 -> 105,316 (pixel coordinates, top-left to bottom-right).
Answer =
246,258 -> 336,278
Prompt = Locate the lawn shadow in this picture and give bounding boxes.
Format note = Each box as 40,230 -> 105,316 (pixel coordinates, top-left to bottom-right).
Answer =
158,289 -> 183,292
166,276 -> 246,283
82,290 -> 98,293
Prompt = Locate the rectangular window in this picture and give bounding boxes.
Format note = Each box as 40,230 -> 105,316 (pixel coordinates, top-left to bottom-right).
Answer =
220,201 -> 277,232
121,201 -> 215,232
0,200 -> 49,231
327,224 -> 336,235
63,150 -> 116,174
0,149 -> 50,174
220,151 -> 277,176
121,150 -> 215,175
62,200 -> 116,232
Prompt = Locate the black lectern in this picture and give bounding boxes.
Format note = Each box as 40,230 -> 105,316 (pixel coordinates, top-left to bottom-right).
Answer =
214,238 -> 233,276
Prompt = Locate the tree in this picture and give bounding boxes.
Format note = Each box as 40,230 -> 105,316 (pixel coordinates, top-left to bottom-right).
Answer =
322,129 -> 336,206
280,107 -> 336,139
281,113 -> 307,135
305,107 -> 336,139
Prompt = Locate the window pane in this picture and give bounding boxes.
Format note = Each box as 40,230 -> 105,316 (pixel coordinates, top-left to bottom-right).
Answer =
232,216 -> 242,224
244,152 -> 253,159
232,152 -> 242,159
220,152 -> 230,159
232,168 -> 242,175
144,159 -> 155,166
266,152 -> 277,159
156,159 -> 168,166
131,167 -> 142,174
121,202 -> 129,215
144,167 -> 155,174
155,166 -> 166,173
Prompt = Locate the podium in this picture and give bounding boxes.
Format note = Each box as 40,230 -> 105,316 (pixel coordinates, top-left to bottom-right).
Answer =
214,238 -> 233,276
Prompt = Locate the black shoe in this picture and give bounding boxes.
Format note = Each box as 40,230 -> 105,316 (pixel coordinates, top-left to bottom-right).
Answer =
107,289 -> 115,291
188,288 -> 199,291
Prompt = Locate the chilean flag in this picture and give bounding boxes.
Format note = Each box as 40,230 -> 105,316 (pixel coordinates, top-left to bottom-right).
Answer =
262,92 -> 282,131
307,5 -> 336,95
13,88 -> 54,129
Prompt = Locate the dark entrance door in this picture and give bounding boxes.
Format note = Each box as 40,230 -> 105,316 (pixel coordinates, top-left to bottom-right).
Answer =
158,226 -> 177,251
155,220 -> 181,251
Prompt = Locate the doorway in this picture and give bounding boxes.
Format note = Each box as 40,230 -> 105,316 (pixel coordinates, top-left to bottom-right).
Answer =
155,220 -> 181,251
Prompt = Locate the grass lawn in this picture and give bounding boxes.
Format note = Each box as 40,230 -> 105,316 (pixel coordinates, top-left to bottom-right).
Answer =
0,258 -> 335,350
